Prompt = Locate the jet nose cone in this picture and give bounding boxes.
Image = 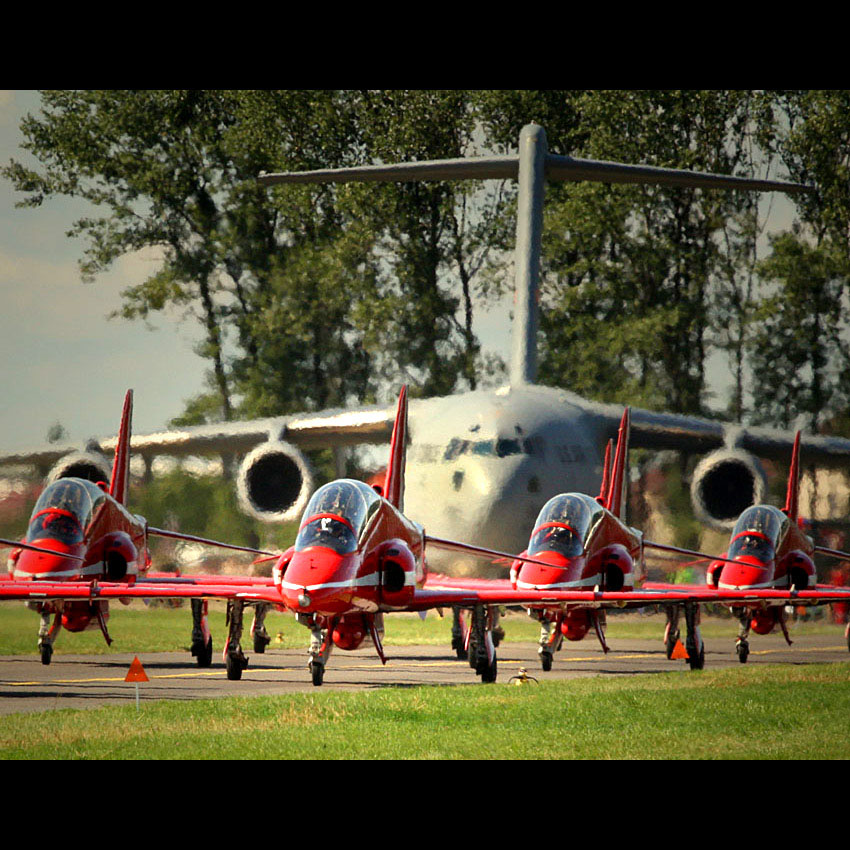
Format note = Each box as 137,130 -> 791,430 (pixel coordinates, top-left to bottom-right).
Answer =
518,553 -> 584,589
279,549 -> 356,615
720,554 -> 772,590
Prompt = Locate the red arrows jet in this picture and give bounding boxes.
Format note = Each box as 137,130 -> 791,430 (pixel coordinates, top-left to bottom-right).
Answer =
666,431 -> 850,663
1,390 -> 275,665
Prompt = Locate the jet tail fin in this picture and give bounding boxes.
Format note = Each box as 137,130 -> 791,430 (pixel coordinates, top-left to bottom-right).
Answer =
383,386 -> 408,511
606,408 -> 630,519
782,430 -> 802,522
597,439 -> 613,505
109,390 -> 133,506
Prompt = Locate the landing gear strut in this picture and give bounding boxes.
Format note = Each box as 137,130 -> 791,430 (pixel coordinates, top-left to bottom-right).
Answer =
191,599 -> 213,667
251,602 -> 272,654
451,607 -> 468,660
224,599 -> 249,680
36,607 -> 61,666
299,613 -> 335,687
734,607 -> 750,664
664,604 -> 681,660
684,601 -> 704,670
536,611 -> 563,672
468,605 -> 497,683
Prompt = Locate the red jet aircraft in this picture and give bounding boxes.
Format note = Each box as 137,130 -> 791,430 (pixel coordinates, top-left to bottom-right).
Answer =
662,431 -> 850,664
1,391 -> 276,665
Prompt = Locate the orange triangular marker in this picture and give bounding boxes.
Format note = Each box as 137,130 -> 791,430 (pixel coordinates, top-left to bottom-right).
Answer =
671,640 -> 689,660
125,656 -> 149,683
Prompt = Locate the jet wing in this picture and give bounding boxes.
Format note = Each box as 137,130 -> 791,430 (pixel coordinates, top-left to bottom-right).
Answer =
588,400 -> 850,464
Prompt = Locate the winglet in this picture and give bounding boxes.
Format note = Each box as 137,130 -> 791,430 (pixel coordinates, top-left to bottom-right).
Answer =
109,390 -> 134,506
606,408 -> 630,518
597,439 -> 613,505
782,430 -> 802,522
383,386 -> 408,511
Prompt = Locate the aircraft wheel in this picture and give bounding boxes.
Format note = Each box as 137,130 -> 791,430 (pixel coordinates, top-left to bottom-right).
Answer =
479,653 -> 497,683
736,640 -> 749,664
540,651 -> 553,672
455,646 -> 468,661
39,644 -> 53,666
253,633 -> 270,654
195,637 -> 213,668
226,653 -> 245,681
310,661 -> 324,687
687,643 -> 705,671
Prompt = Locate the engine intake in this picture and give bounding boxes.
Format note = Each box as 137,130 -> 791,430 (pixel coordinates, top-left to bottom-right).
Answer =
46,450 -> 112,486
237,441 -> 313,523
690,449 -> 766,530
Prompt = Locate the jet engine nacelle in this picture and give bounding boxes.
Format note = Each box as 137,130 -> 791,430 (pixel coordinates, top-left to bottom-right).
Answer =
690,449 -> 767,530
587,543 -> 634,592
46,450 -> 112,486
377,539 -> 417,608
778,550 -> 815,590
236,441 -> 314,523
89,531 -> 139,581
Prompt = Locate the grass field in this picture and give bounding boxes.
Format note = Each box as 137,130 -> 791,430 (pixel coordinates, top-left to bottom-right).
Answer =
1,662 -> 849,759
1,601 -> 845,655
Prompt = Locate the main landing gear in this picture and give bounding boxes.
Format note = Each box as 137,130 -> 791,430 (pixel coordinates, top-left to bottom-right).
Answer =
467,605 -> 498,683
684,602 -> 704,670
190,599 -> 213,667
252,603 -> 272,654
665,603 -> 704,669
224,599 -> 249,680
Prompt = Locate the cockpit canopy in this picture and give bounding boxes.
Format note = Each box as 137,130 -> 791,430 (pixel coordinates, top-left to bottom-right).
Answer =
294,479 -> 382,555
26,478 -> 107,545
527,493 -> 604,558
728,505 -> 789,563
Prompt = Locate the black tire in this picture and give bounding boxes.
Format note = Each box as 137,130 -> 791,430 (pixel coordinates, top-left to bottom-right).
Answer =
253,634 -> 269,654
736,640 -> 749,664
39,644 -> 53,666
226,653 -> 244,681
195,637 -> 213,668
310,661 -> 324,687
480,653 -> 497,683
540,652 -> 553,672
687,642 -> 705,670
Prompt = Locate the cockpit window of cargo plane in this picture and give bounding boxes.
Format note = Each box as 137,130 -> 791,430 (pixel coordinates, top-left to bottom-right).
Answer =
528,493 -> 604,558
295,480 -> 381,554
441,436 -> 546,462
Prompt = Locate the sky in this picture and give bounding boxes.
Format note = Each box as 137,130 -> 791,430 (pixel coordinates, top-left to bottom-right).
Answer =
0,90 -> 796,456
0,90 -> 209,452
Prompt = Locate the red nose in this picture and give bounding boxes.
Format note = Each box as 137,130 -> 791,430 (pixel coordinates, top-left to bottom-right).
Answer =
13,540 -> 84,579
718,554 -> 773,590
278,549 -> 358,615
518,552 -> 585,589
